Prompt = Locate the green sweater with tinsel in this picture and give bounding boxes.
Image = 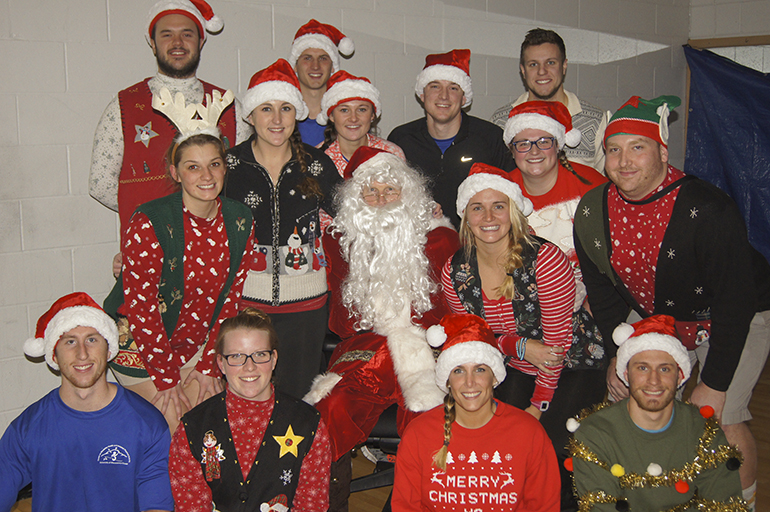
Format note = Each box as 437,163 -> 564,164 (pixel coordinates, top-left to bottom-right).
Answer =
570,399 -> 745,511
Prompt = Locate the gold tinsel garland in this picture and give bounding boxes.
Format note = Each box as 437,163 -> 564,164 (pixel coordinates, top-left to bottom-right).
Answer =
569,417 -> 743,489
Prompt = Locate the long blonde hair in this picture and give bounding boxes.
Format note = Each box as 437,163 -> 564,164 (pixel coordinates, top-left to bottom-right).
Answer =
458,197 -> 535,300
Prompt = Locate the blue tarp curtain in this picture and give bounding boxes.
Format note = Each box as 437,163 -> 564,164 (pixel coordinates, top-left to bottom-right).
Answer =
683,45 -> 770,263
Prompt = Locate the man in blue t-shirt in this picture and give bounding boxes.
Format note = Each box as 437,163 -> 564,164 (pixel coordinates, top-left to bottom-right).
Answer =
1,292 -> 173,512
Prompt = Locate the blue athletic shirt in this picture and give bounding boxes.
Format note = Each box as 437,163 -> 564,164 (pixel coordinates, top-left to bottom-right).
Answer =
0,386 -> 173,512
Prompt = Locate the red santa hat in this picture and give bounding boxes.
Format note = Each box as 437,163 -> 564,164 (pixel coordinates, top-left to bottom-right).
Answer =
342,146 -> 402,181
414,49 -> 473,107
613,314 -> 691,385
455,162 -> 533,219
242,59 -> 309,121
318,70 -> 382,125
427,314 -> 506,393
503,100 -> 581,148
23,292 -> 119,371
147,0 -> 223,44
288,19 -> 354,73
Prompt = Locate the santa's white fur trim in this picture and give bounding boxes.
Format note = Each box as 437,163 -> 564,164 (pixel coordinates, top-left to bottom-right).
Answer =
24,306 -> 118,371
242,80 -> 308,121
435,341 -> 506,393
614,332 -> 692,386
303,372 -> 343,405
347,151 -> 402,181
428,215 -> 455,232
289,33 -> 353,73
318,79 -> 381,124
383,323 -> 444,411
415,65 -> 473,107
504,112 -> 575,148
456,173 -> 533,218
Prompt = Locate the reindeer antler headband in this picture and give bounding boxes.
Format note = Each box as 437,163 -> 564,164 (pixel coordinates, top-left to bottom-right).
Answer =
152,87 -> 235,143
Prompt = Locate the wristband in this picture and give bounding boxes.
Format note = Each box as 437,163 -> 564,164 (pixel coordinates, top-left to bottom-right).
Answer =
516,337 -> 528,360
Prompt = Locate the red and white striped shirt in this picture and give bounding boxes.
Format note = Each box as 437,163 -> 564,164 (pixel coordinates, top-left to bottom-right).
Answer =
441,242 -> 575,407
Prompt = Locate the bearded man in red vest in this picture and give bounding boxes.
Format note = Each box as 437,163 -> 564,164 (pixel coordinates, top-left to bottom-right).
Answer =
88,0 -> 252,273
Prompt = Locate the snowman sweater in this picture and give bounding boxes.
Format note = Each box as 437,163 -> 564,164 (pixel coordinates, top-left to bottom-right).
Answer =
224,136 -> 342,307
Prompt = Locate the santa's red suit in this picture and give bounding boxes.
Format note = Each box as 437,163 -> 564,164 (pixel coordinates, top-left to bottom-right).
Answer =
304,221 -> 460,461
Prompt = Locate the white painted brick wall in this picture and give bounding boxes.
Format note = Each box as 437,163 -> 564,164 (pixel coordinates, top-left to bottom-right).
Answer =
1,0 -> 691,434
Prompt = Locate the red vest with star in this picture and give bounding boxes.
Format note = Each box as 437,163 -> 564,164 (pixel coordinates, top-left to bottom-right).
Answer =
118,78 -> 236,243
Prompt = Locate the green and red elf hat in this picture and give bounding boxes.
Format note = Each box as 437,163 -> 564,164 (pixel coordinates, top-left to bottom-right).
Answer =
604,95 -> 681,147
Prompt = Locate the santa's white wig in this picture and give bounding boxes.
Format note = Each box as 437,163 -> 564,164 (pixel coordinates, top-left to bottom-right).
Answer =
332,154 -> 436,332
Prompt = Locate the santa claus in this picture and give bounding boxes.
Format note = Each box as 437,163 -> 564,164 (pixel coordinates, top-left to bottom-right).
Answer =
303,146 -> 460,509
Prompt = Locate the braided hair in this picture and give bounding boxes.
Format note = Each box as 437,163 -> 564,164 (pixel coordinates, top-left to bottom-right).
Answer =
558,151 -> 592,185
288,128 -> 324,199
432,393 -> 457,470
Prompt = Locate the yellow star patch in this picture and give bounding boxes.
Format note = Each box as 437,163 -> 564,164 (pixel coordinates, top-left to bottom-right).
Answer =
273,425 -> 304,458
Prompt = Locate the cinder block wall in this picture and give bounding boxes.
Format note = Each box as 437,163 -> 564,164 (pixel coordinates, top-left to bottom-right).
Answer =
691,0 -> 770,72
1,0 -> 695,431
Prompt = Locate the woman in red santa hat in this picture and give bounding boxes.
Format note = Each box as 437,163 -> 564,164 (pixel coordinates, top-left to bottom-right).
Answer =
441,162 -> 607,508
503,101 -> 607,308
223,59 -> 341,401
317,70 -> 405,175
393,313 -> 560,511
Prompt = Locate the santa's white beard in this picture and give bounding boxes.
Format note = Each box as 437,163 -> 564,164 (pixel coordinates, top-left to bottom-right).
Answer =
336,199 -> 436,332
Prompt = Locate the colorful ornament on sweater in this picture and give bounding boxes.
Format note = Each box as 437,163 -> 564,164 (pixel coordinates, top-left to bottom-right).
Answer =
201,430 -> 225,482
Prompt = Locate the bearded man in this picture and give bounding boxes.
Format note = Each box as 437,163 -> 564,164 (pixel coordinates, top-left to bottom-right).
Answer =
303,146 -> 460,511
89,0 -> 252,253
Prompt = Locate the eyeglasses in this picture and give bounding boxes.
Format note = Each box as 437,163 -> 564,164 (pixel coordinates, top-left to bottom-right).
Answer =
221,350 -> 274,366
362,188 -> 401,204
510,137 -> 556,153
